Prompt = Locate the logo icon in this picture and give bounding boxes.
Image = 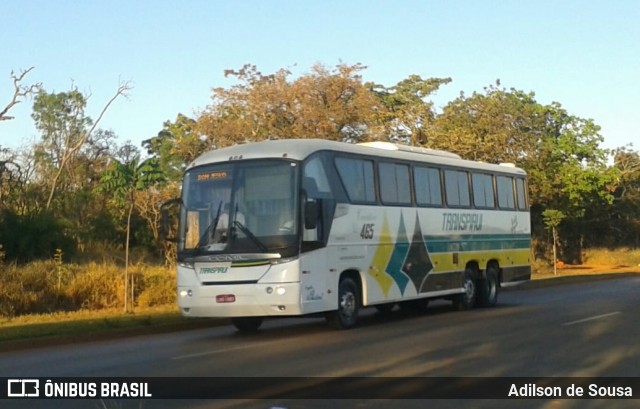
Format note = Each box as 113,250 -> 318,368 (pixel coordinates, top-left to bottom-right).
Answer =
8,379 -> 40,397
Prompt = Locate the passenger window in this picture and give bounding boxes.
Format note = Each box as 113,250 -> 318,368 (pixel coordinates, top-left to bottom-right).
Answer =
497,175 -> 516,209
444,169 -> 470,207
516,178 -> 528,210
414,166 -> 442,206
303,156 -> 332,198
379,162 -> 411,205
472,173 -> 495,209
335,157 -> 376,203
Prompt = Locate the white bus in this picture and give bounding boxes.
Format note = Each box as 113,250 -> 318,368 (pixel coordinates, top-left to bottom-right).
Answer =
167,139 -> 531,331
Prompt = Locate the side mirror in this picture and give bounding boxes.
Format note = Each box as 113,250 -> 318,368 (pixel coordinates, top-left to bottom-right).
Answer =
160,198 -> 182,242
304,200 -> 319,230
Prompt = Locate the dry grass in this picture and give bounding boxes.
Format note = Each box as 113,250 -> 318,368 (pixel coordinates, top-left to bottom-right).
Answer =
0,260 -> 176,318
532,247 -> 640,277
582,247 -> 640,267
0,257 -> 185,343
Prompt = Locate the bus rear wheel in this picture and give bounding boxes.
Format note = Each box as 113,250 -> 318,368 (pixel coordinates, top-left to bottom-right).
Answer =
326,277 -> 359,330
478,267 -> 499,307
453,269 -> 476,310
231,317 -> 263,332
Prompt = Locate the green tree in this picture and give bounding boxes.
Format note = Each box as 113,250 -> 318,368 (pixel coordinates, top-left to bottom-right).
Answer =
529,103 -> 618,261
432,82 -> 543,162
608,146 -> 640,246
59,129 -> 118,248
196,63 -> 384,147
31,82 -> 130,210
98,143 -> 164,311
142,114 -> 201,182
431,83 -> 618,261
367,75 -> 451,145
0,209 -> 75,263
542,209 -> 565,274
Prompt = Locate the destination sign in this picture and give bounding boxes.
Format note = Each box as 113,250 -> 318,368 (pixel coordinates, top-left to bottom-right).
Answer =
196,171 -> 229,181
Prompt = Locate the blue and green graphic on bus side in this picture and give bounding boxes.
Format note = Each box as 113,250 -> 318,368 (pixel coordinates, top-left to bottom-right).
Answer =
367,211 -> 530,297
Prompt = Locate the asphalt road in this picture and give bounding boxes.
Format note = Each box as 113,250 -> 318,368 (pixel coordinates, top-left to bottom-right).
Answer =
1,274 -> 639,409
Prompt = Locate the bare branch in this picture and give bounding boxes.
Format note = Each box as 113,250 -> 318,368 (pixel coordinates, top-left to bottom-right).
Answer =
0,67 -> 42,122
67,81 -> 132,158
44,80 -> 132,210
86,81 -> 132,138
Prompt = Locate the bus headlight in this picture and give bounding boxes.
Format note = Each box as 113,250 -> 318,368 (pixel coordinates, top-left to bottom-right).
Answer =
266,286 -> 285,295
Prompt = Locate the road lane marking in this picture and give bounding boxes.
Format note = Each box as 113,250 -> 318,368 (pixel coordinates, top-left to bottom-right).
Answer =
562,311 -> 621,326
172,340 -> 283,360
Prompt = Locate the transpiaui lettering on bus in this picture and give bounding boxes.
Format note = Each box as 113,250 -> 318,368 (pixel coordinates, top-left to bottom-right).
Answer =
442,213 -> 483,231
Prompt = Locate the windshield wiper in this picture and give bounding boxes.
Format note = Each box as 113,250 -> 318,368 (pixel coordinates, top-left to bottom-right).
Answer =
233,220 -> 268,252
196,202 -> 223,249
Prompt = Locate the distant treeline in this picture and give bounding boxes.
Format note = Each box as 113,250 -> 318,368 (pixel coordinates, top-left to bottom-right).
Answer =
1,63 -> 639,266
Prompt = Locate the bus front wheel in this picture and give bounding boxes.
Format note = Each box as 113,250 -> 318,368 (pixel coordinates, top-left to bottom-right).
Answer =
326,277 -> 359,330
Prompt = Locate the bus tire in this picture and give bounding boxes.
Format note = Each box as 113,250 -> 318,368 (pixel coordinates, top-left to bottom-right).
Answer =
231,317 -> 263,332
326,277 -> 359,330
453,269 -> 476,310
478,267 -> 499,307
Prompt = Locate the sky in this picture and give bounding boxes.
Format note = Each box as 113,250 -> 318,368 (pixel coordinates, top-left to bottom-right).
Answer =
1,0 -> 639,153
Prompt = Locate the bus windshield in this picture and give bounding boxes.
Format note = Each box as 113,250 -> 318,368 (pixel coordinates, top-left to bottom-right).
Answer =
179,160 -> 299,258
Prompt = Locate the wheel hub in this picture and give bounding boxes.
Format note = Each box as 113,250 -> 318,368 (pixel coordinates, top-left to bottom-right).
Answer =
340,292 -> 356,316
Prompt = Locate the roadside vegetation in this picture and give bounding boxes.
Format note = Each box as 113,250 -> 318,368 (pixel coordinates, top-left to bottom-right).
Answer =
582,248 -> 640,267
0,256 -> 175,318
1,247 -> 638,343
1,63 -> 640,333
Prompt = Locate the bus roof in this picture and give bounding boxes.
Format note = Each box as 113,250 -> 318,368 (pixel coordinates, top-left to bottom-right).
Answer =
187,138 -> 527,176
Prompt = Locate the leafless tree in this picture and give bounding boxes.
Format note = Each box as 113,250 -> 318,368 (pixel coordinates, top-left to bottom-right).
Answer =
0,67 -> 41,122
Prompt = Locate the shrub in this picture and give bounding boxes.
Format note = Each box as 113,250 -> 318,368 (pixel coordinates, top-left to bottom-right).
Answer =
65,263 -> 123,310
0,261 -> 68,317
137,267 -> 176,307
0,210 -> 76,263
0,261 -> 176,318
